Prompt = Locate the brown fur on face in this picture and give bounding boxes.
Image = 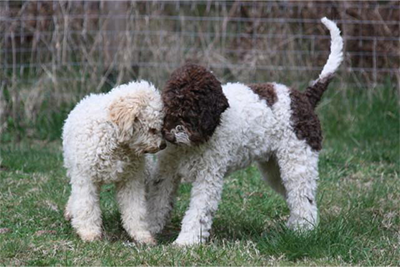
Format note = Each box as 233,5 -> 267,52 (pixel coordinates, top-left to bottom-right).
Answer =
162,64 -> 229,145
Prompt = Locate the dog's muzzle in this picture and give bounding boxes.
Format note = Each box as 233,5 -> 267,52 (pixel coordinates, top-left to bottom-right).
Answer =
159,142 -> 167,150
164,132 -> 176,143
144,141 -> 167,153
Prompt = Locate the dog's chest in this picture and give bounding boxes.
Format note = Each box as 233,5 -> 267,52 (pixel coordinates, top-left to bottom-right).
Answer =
94,146 -> 143,183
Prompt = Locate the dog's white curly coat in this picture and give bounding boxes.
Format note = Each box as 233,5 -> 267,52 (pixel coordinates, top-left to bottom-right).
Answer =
319,17 -> 344,79
147,18 -> 343,246
63,81 -> 164,244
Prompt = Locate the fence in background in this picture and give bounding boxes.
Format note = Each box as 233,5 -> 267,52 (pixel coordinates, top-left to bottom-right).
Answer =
0,1 -> 398,136
1,1 -> 399,87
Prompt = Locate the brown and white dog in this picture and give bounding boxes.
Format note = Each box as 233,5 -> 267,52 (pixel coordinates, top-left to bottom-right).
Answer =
147,17 -> 343,246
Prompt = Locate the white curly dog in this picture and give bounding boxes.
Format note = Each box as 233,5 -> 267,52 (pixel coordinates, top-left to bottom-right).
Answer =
147,18 -> 343,246
63,81 -> 166,244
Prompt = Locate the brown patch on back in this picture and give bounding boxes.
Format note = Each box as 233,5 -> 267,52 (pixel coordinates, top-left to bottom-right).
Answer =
248,83 -> 277,107
289,89 -> 323,151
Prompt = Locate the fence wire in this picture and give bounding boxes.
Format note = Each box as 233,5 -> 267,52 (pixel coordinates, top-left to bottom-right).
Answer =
0,0 -> 399,91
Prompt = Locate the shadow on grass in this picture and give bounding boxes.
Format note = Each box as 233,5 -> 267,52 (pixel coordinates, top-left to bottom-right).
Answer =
153,200 -> 394,265
256,218 -> 358,262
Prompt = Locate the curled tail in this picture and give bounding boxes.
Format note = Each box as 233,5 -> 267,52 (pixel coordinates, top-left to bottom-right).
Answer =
306,17 -> 344,109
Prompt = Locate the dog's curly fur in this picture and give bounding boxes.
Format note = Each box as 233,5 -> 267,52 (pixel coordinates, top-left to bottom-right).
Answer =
248,83 -> 277,107
162,64 -> 229,145
289,88 -> 323,151
147,18 -> 343,246
63,81 -> 165,244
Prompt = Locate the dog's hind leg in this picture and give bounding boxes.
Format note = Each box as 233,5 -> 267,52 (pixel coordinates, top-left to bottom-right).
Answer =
257,156 -> 286,197
275,143 -> 319,231
69,178 -> 102,241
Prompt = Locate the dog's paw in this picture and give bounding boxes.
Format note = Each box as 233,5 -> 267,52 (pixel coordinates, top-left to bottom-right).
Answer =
134,231 -> 157,246
147,222 -> 163,235
172,239 -> 195,247
64,208 -> 72,221
286,215 -> 317,231
78,230 -> 102,242
173,234 -> 203,247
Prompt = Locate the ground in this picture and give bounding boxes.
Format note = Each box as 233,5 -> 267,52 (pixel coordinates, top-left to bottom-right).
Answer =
0,85 -> 398,266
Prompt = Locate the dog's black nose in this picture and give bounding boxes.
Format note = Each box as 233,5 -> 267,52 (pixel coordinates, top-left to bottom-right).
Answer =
159,143 -> 167,150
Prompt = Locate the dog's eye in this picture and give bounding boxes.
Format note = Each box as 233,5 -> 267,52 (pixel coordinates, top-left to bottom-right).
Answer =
149,128 -> 157,134
176,125 -> 185,131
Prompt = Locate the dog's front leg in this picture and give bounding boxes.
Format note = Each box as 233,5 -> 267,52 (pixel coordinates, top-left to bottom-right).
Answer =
116,174 -> 156,245
147,170 -> 180,234
173,170 -> 224,246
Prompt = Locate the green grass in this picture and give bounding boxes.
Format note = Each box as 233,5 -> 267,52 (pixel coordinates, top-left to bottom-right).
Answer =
0,85 -> 399,266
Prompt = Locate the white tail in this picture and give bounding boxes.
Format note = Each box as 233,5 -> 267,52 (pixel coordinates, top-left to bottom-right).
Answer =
305,18 -> 344,109
319,17 -> 344,79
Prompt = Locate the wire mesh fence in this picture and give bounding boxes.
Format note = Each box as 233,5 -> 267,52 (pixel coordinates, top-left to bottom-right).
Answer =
0,0 -> 399,137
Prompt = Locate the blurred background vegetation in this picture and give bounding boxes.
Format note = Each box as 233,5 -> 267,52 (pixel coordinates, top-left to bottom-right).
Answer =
0,0 -> 398,141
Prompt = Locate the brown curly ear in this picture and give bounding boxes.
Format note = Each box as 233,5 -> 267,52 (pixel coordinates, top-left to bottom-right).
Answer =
162,64 -> 229,145
109,97 -> 140,142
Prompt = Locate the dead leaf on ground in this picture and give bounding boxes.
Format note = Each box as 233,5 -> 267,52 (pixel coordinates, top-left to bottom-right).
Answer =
35,230 -> 57,236
0,228 -> 11,234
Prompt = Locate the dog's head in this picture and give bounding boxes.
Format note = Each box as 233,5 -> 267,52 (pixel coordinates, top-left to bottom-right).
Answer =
162,64 -> 229,146
109,81 -> 166,155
